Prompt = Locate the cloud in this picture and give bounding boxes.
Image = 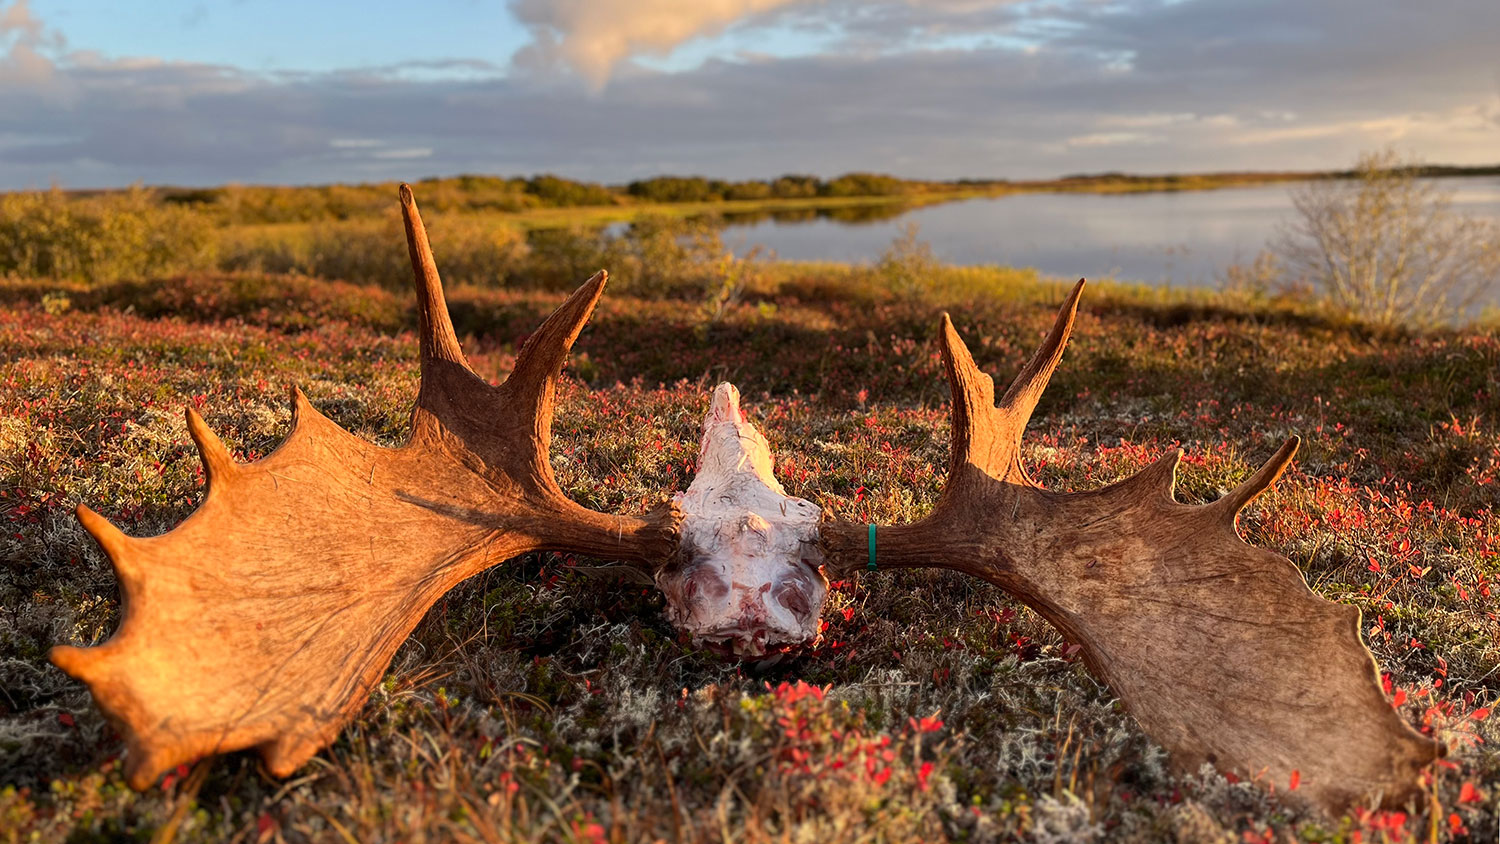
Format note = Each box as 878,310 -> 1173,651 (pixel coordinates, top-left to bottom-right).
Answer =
509,0 -> 810,88
370,147 -> 434,160
1066,132 -> 1161,148
0,0 -> 1495,188
0,0 -> 44,41
0,0 -> 61,85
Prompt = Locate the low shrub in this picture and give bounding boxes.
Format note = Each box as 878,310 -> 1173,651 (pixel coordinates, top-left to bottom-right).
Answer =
0,188 -> 217,282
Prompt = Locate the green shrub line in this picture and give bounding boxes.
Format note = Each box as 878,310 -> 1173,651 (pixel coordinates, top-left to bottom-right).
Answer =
0,188 -> 218,284
8,168 -> 1355,228
8,166 -> 1497,330
1,187 -> 1439,330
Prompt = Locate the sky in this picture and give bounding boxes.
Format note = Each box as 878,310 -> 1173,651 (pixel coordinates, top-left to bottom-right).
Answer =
1,0 -> 1497,189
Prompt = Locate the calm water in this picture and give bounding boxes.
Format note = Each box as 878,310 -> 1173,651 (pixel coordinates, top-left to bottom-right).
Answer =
720,177 -> 1500,287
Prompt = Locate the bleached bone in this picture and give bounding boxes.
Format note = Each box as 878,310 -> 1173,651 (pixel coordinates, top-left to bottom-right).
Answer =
655,384 -> 827,659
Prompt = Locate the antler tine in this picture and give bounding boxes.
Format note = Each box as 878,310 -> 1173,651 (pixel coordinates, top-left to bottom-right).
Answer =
399,183 -> 470,370
935,279 -> 1085,485
185,406 -> 235,488
49,506 -> 139,691
937,313 -> 997,475
1210,435 -> 1301,524
996,278 -> 1085,426
1114,447 -> 1184,501
398,182 -> 606,464
499,270 -> 610,449
72,504 -> 143,594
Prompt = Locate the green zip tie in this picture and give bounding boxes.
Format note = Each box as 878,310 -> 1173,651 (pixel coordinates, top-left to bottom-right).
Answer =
867,524 -> 877,572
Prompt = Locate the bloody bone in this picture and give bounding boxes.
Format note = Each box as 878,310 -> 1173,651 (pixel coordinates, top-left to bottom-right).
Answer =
655,383 -> 827,659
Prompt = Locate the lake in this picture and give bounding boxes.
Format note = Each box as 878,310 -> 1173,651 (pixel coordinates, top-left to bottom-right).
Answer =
719,177 -> 1500,288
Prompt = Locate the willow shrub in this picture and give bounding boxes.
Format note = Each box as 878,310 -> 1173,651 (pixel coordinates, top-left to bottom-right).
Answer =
220,214 -> 532,289
0,188 -> 217,283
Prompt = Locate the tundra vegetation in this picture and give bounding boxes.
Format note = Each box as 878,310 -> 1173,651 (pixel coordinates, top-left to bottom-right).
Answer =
0,185 -> 1498,842
1273,150 -> 1500,328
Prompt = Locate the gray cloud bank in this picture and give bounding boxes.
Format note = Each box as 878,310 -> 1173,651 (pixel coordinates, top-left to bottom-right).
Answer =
1,0 -> 1497,189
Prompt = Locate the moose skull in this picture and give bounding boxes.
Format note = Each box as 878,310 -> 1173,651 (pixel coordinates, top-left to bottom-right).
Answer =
47,186 -> 1441,813
655,383 -> 828,659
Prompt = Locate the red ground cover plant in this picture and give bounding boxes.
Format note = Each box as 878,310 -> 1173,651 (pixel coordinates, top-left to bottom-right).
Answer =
1,270 -> 1496,841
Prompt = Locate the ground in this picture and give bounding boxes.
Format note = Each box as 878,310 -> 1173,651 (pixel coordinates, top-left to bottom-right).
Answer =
1,268 -> 1496,842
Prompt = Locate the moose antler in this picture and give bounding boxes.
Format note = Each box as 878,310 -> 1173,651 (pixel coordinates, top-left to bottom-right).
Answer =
51,185 -> 679,789
821,280 -> 1441,813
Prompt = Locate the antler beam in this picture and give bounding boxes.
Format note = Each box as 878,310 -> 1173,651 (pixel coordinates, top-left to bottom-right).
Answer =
51,186 -> 679,789
821,280 -> 1441,813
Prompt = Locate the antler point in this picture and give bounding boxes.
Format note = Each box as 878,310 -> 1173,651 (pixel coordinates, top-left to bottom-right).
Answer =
49,643 -> 102,683
185,406 -> 235,480
77,503 -> 127,550
579,269 -> 609,297
122,747 -> 178,792
1113,449 -> 1180,500
1218,438 -> 1301,521
1066,277 -> 1087,304
262,733 -> 320,778
937,312 -> 966,350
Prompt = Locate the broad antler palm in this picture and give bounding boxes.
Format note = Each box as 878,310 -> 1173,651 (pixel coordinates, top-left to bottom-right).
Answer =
51,185 -> 680,789
821,280 -> 1441,813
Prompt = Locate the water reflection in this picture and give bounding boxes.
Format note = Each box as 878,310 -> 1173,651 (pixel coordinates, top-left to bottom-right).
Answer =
719,178 -> 1500,288
719,202 -> 915,226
